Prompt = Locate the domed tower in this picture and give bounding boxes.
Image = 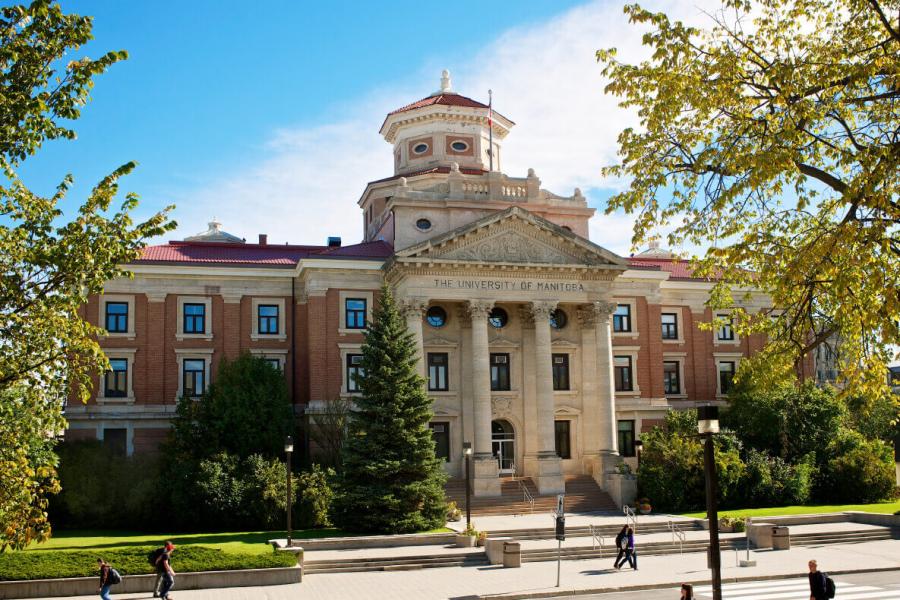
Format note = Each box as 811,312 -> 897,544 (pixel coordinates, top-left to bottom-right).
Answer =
379,70 -> 514,175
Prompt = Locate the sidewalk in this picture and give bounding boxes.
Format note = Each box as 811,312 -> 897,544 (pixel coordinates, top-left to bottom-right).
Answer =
60,537 -> 900,600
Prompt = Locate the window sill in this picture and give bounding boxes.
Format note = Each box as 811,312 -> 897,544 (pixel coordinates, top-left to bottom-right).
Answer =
176,333 -> 213,341
97,396 -> 135,404
250,333 -> 287,341
665,393 -> 688,399
102,333 -> 136,340
613,332 -> 639,339
428,390 -> 457,396
615,389 -> 642,397
714,339 -> 740,346
662,339 -> 685,344
553,390 -> 579,396
339,392 -> 363,399
338,328 -> 367,335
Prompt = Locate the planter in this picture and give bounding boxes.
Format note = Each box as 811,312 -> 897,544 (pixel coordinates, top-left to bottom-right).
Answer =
455,534 -> 476,548
639,505 -> 652,515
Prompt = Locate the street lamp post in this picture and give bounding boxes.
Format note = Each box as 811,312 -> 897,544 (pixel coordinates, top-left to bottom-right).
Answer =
463,441 -> 473,529
634,439 -> 643,471
698,405 -> 722,600
285,435 -> 294,547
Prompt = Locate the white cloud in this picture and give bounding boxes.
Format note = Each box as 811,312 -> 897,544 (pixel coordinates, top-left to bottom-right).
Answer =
168,0 -> 720,249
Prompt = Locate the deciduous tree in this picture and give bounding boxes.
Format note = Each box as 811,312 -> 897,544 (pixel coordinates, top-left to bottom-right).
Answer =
598,0 -> 900,400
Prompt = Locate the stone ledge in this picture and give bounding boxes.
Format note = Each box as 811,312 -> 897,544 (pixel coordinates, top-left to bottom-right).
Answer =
0,566 -> 301,599
277,532 -> 457,551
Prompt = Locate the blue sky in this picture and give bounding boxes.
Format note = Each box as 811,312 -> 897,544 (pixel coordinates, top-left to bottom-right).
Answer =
17,0 -> 714,253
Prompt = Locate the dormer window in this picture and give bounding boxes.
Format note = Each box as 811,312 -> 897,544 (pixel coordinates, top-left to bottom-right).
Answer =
450,140 -> 469,152
413,142 -> 429,155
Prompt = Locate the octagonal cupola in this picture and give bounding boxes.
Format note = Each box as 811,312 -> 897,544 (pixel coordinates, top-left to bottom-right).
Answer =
380,70 -> 514,176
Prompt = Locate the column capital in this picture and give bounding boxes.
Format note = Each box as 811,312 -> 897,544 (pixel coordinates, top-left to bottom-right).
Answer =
530,300 -> 558,320
593,301 -> 617,320
577,304 -> 597,328
466,299 -> 494,320
399,296 -> 429,318
518,305 -> 535,329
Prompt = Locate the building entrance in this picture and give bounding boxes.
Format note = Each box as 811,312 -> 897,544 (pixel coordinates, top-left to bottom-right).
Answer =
491,419 -> 516,475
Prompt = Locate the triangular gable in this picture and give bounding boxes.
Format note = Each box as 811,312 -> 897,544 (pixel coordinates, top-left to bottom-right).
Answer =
395,206 -> 628,268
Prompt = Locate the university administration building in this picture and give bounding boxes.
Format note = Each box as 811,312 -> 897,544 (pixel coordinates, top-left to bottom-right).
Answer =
68,73 -> 770,498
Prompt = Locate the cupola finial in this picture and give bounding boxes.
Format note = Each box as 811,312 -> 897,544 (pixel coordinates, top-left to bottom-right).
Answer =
440,69 -> 452,93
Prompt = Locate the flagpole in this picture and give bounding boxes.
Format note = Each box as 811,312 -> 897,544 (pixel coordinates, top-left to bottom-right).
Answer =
488,89 -> 493,172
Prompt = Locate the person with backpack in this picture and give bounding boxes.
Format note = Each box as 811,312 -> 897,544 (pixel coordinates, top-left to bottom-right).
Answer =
623,526 -> 637,570
150,542 -> 175,597
809,559 -> 836,599
96,558 -> 121,599
613,525 -> 628,570
157,542 -> 176,600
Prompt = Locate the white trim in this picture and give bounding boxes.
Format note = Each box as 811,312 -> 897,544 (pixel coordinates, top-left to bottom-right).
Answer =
97,423 -> 134,456
713,312 -> 741,346
249,348 -> 288,371
613,349 -> 641,397
660,306 -> 685,344
298,259 -> 384,272
176,296 -> 213,340
251,297 -> 287,341
99,348 -> 137,403
338,290 -> 374,334
662,356 -> 687,398
715,356 -> 742,398
612,298 -> 639,339
339,344 -> 364,395
98,294 -> 136,339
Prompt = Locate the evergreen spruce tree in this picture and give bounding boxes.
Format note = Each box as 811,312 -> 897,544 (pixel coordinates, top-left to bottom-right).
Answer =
332,285 -> 447,533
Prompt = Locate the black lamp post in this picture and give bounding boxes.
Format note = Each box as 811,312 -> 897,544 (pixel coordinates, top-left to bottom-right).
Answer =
698,405 -> 722,600
463,441 -> 473,529
634,439 -> 643,471
284,435 -> 294,547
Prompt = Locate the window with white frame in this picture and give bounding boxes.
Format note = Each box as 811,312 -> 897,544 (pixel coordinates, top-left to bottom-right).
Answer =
719,361 -> 736,394
346,354 -> 364,392
717,314 -> 735,341
104,359 -> 128,398
661,312 -> 679,340
614,355 -> 634,391
552,353 -> 570,391
183,359 -> 206,398
663,360 -> 681,394
427,352 -> 449,392
99,295 -> 135,337
613,304 -> 632,332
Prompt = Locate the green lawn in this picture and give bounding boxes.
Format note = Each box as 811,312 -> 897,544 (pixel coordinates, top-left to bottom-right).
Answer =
25,527 -> 453,555
678,501 -> 900,519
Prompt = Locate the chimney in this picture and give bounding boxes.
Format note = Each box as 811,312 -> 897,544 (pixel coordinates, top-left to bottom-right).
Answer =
258,234 -> 268,245
327,236 -> 342,248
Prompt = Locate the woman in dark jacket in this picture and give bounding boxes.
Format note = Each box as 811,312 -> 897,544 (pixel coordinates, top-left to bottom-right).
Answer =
680,583 -> 694,599
97,558 -> 112,600
613,525 -> 628,569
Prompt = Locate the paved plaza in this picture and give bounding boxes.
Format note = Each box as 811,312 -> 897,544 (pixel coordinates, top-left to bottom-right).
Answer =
60,532 -> 900,600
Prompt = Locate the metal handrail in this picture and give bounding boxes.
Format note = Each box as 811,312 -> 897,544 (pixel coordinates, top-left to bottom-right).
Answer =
623,505 -> 637,535
668,520 -> 686,554
590,525 -> 605,551
520,479 -> 535,513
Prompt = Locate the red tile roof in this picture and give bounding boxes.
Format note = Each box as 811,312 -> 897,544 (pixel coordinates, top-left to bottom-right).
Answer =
368,166 -> 487,186
134,240 -> 392,267
388,93 -> 490,115
626,257 -> 711,281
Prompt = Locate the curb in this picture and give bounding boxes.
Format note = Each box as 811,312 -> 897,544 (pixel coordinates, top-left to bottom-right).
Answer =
477,566 -> 900,599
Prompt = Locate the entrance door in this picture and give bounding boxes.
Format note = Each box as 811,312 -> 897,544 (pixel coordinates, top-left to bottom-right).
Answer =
491,419 -> 516,475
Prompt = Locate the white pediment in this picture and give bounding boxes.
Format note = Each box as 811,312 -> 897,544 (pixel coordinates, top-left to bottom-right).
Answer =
396,206 -> 628,268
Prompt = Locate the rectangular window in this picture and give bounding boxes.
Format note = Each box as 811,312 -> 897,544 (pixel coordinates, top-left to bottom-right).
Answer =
719,361 -> 736,394
555,420 -> 571,459
661,312 -> 678,340
183,303 -> 206,334
614,355 -> 633,392
490,353 -> 510,391
103,428 -> 127,456
613,304 -> 631,332
264,358 -> 282,371
617,420 -> 636,457
663,360 -> 681,394
717,315 -> 735,341
552,354 -> 570,391
427,352 -> 449,392
258,304 -> 279,335
429,422 -> 450,462
345,298 -> 367,329
104,358 -> 128,398
105,302 -> 128,333
346,353 -> 364,392
183,359 -> 205,398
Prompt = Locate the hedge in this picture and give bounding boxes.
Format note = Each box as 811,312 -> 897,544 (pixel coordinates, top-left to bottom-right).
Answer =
0,546 -> 296,581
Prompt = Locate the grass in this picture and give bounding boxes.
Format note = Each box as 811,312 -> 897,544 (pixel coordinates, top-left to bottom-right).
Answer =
0,545 -> 297,581
678,500 -> 900,519
25,527 -> 453,555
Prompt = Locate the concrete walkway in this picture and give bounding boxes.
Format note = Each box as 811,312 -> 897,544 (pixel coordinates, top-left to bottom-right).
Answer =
61,536 -> 900,600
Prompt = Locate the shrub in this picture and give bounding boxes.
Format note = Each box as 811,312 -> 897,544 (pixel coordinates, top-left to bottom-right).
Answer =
295,464 -> 334,529
51,442 -> 161,530
740,449 -> 814,507
819,429 -> 895,503
0,546 -> 295,581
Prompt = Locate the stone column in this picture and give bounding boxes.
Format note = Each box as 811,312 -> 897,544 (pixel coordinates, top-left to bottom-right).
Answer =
594,301 -> 620,479
577,306 -> 601,475
467,299 -> 500,496
531,301 -> 565,495
400,297 -> 428,379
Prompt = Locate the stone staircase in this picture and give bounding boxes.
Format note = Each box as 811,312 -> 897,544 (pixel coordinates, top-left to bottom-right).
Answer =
444,475 -> 618,516
300,526 -> 899,575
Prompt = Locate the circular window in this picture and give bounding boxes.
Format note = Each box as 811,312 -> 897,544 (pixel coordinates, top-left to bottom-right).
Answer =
450,140 -> 469,152
416,218 -> 432,231
413,142 -> 429,155
426,306 -> 447,328
488,307 -> 508,328
550,309 -> 568,330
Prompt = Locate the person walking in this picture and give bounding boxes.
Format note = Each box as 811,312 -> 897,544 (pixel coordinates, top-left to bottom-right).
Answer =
97,559 -> 112,600
680,583 -> 694,599
157,542 -> 177,600
613,525 -> 628,570
151,541 -> 175,597
808,559 -> 828,600
623,526 -> 637,570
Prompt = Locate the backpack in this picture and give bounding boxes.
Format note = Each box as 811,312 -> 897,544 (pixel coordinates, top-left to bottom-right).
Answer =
616,533 -> 626,550
107,568 -> 122,585
824,573 -> 836,599
148,548 -> 164,566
